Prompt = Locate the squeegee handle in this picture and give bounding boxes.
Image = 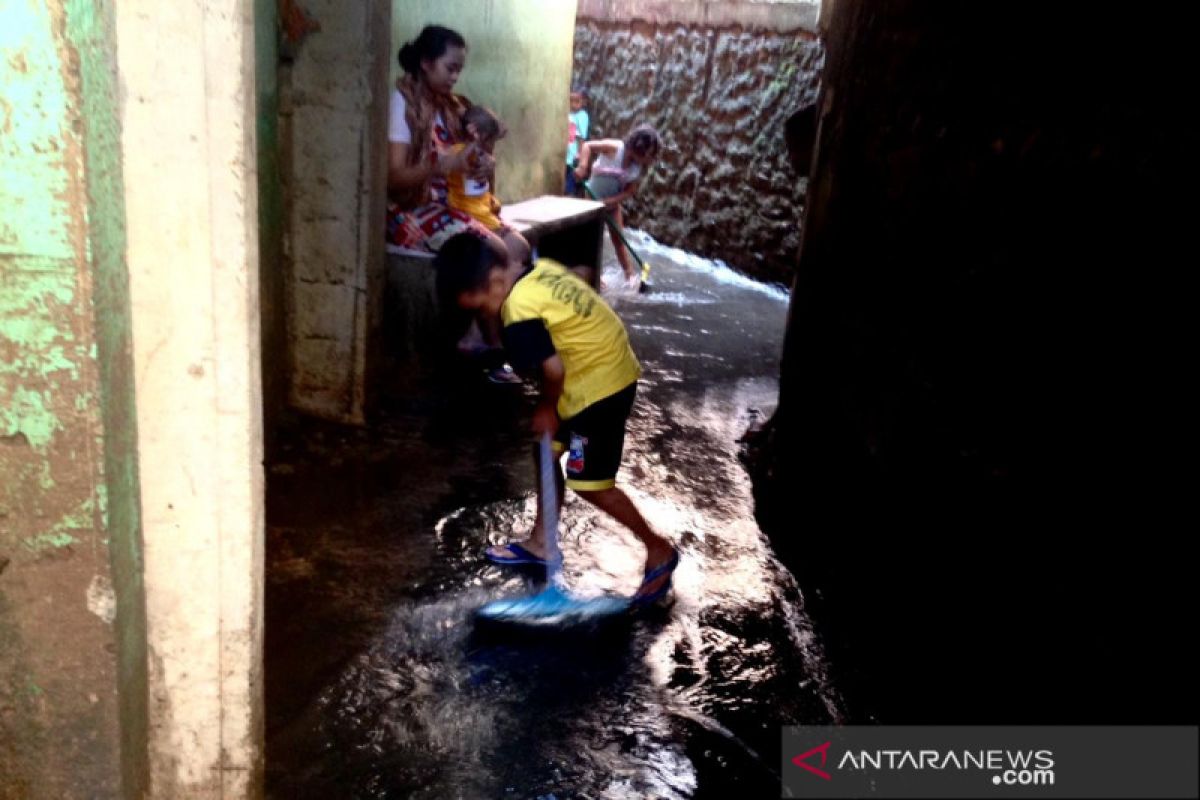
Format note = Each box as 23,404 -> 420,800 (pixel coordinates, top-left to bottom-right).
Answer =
539,433 -> 562,580
583,183 -> 649,275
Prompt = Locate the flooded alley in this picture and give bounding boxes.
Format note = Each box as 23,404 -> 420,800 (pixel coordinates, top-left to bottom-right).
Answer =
264,240 -> 841,798
6,0 -> 1192,794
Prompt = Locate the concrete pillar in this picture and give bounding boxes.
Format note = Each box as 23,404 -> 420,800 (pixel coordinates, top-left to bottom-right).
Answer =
280,0 -> 392,423
113,0 -> 264,794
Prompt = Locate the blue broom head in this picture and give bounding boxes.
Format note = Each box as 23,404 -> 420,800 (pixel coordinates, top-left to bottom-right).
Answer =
476,583 -> 631,628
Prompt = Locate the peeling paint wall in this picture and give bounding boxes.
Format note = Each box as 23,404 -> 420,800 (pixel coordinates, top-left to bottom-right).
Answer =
4,2 -> 265,796
1,0 -> 122,794
69,0 -> 151,793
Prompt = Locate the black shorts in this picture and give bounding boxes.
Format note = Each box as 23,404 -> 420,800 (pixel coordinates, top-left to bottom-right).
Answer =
553,383 -> 637,490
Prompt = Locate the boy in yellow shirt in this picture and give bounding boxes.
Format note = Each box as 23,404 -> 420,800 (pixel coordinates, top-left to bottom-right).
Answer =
434,232 -> 680,607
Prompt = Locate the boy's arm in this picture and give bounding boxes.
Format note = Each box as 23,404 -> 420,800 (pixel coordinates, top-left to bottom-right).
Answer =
532,355 -> 565,436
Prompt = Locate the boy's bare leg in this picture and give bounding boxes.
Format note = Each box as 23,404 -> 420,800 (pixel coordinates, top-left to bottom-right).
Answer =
496,233 -> 527,290
529,445 -> 565,552
475,231 -> 521,375
477,308 -> 503,348
488,446 -> 564,560
568,265 -> 595,285
575,486 -> 675,596
452,231 -> 510,352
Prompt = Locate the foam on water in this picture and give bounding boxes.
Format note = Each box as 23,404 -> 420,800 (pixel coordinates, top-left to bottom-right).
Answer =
625,228 -> 791,302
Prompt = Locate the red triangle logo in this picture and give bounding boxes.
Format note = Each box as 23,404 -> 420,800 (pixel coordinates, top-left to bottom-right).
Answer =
792,741 -> 832,781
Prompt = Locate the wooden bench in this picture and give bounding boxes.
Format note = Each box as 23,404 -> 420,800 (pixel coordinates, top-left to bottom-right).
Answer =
500,195 -> 607,283
384,195 -> 607,362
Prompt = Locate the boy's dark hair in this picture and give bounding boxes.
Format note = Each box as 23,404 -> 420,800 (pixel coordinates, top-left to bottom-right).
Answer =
462,105 -> 507,141
434,232 -> 504,308
626,124 -> 660,158
398,25 -> 467,77
570,85 -> 588,99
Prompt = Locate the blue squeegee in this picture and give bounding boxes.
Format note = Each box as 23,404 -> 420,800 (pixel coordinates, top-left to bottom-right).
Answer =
476,434 -> 631,626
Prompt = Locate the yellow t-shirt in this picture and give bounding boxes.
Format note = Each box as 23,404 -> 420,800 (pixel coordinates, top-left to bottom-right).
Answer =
446,143 -> 502,230
501,259 -> 641,419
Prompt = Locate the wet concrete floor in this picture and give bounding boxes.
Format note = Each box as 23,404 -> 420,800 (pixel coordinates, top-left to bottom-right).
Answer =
265,237 -> 841,798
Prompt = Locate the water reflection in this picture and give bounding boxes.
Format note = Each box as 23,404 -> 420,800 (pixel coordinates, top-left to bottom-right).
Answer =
266,236 -> 841,798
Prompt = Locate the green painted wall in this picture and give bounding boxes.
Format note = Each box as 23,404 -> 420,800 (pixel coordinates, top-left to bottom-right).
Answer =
391,1 -> 578,203
1,0 -> 143,794
64,0 -> 150,795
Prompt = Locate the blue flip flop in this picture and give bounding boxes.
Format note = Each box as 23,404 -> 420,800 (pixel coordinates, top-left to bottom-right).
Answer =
485,542 -> 549,566
630,548 -> 681,609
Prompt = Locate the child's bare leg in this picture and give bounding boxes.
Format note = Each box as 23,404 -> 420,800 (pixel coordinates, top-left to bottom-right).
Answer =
609,206 -> 635,282
568,265 -> 595,285
575,486 -> 675,595
487,445 -> 564,560
501,229 -> 531,267
456,317 -> 487,354
466,230 -> 523,384
476,229 -> 513,347
477,307 -> 502,348
529,445 -> 565,550
491,230 -> 529,292
481,228 -> 510,264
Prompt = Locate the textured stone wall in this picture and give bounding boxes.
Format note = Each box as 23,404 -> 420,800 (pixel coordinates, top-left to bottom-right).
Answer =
572,18 -> 822,285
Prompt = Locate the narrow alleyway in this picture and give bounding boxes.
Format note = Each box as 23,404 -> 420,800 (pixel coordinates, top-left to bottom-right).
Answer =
264,239 -> 839,798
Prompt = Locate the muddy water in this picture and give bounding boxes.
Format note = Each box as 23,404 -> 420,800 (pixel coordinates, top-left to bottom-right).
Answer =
265,236 -> 841,798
